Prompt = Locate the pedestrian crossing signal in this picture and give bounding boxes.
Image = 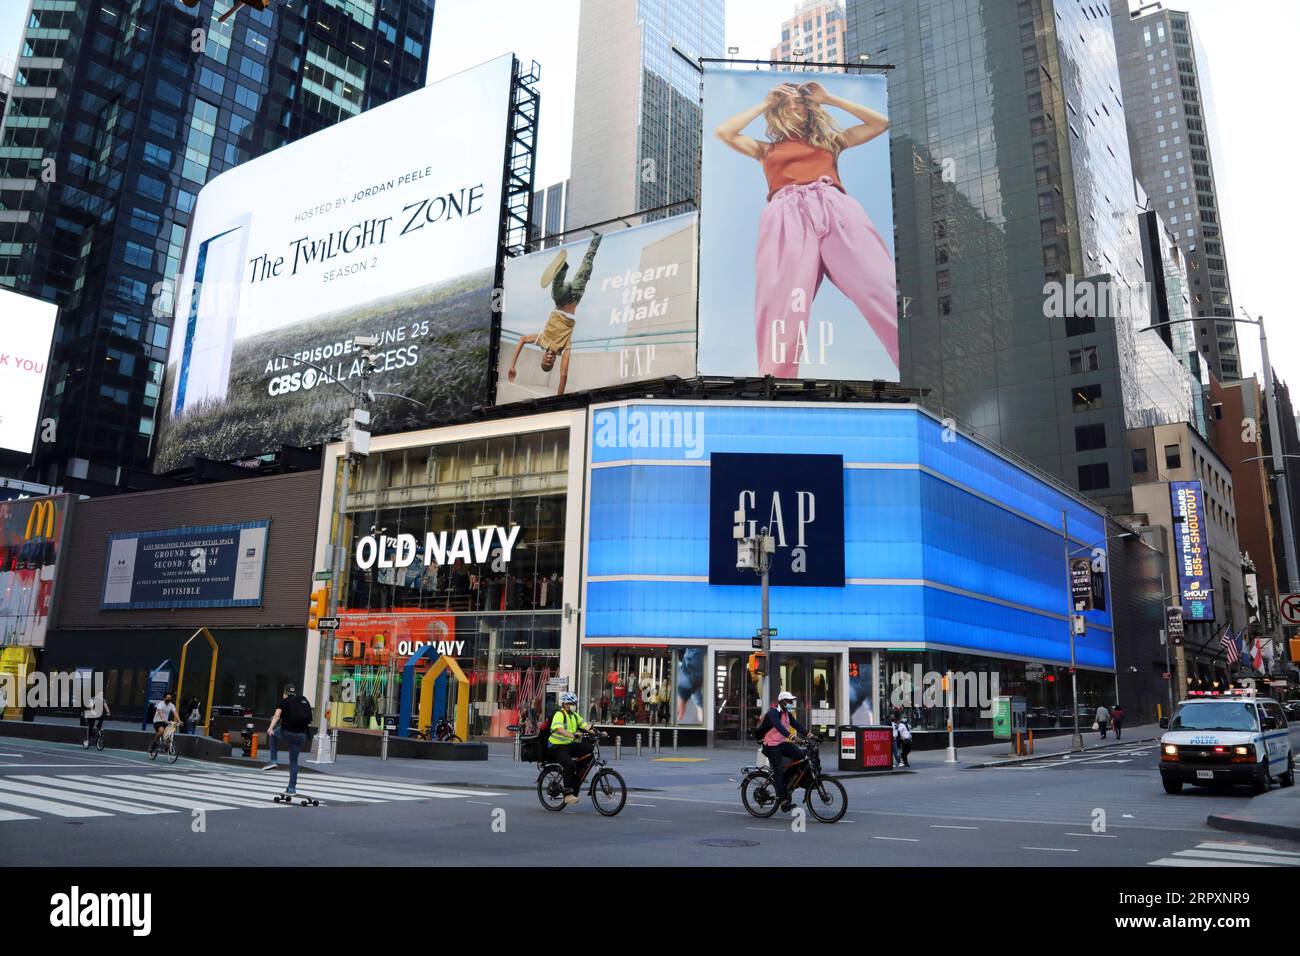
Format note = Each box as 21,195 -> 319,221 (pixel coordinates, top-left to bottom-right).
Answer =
308,587 -> 330,629
747,652 -> 766,676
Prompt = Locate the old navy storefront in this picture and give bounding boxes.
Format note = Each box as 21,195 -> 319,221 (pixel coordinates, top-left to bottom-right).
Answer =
582,401 -> 1120,745
308,411 -> 587,739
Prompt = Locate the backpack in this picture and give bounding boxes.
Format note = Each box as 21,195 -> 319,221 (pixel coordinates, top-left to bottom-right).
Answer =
520,718 -> 550,763
284,695 -> 313,730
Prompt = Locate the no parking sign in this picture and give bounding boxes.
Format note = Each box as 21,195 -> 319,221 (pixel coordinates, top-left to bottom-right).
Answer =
1280,593 -> 1300,627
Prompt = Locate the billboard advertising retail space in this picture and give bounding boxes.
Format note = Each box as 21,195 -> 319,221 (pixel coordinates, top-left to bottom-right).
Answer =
155,56 -> 515,471
101,521 -> 270,611
495,213 -> 698,403
0,287 -> 57,455
698,69 -> 898,382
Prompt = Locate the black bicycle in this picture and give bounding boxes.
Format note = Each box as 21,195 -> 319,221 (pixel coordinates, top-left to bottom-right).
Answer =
82,718 -> 106,752
413,717 -> 462,742
740,734 -> 848,823
533,730 -> 627,816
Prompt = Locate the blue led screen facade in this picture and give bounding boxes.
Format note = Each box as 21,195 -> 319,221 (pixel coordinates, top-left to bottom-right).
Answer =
586,403 -> 1114,669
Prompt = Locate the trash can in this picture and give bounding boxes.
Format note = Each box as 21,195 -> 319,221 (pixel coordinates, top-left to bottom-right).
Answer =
838,725 -> 895,771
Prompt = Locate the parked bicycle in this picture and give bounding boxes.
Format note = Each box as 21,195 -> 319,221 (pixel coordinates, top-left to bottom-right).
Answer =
516,726 -> 627,816
740,733 -> 847,823
148,721 -> 180,764
413,717 -> 463,742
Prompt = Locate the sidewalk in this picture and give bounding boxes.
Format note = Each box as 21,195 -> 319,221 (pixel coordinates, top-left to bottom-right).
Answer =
1207,785 -> 1300,842
912,723 -> 1163,769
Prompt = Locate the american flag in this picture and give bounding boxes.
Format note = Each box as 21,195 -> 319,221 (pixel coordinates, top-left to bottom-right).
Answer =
1220,625 -> 1240,664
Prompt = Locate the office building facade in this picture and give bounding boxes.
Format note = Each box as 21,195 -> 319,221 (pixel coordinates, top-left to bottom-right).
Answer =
528,179 -> 568,250
566,0 -> 723,228
0,0 -> 433,487
771,0 -> 846,70
1111,2 -> 1239,381
844,0 -> 1197,516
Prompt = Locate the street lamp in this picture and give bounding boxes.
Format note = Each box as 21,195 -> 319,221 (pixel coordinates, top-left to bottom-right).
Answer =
275,342 -> 429,763
734,514 -> 776,706
1138,310 -> 1299,594
1062,530 -> 1138,751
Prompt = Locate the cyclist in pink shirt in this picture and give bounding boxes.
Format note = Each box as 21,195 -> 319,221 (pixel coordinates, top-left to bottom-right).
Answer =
756,690 -> 807,812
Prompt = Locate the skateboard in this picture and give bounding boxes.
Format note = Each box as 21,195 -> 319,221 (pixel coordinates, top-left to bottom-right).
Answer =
272,792 -> 320,807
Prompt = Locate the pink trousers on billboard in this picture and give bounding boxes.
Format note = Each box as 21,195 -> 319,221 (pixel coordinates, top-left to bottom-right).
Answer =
753,176 -> 898,378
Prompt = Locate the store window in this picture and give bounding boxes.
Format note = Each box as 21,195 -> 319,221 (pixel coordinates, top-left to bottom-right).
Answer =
330,428 -> 570,738
583,646 -> 706,727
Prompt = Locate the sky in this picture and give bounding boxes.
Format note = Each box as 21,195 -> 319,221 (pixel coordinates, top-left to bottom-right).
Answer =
1,0 -> 1295,387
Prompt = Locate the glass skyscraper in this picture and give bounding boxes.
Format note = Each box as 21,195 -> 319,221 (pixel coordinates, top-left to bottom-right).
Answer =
567,0 -> 723,228
844,0 -> 1197,513
1110,1 -> 1239,382
0,0 -> 433,487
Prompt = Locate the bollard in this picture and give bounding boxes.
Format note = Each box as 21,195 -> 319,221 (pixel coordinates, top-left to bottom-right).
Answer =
673,728 -> 679,752
653,730 -> 661,754
244,723 -> 255,758
635,733 -> 642,757
614,736 -> 622,761
513,730 -> 521,763
381,728 -> 389,761
222,732 -> 229,744
330,728 -> 338,761
250,732 -> 258,760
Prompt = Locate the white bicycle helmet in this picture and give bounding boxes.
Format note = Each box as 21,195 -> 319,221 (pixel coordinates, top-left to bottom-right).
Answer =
560,692 -> 579,705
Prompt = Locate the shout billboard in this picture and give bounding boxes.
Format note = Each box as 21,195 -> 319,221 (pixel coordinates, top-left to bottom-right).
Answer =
0,287 -> 57,455
698,69 -> 897,381
495,213 -> 697,403
1169,480 -> 1215,621
155,56 -> 516,471
0,495 -> 70,647
101,521 -> 270,610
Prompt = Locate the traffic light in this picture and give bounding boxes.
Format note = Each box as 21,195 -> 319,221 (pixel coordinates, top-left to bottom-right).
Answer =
747,652 -> 766,676
308,586 -> 330,629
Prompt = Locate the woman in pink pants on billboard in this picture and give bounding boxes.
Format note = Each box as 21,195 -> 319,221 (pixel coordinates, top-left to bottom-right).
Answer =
715,80 -> 897,379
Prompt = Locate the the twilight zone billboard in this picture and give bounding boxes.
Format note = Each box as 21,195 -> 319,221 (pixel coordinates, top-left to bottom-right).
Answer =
155,56 -> 515,471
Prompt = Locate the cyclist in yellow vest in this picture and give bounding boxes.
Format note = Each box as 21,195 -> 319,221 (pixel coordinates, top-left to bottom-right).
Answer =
548,692 -> 593,805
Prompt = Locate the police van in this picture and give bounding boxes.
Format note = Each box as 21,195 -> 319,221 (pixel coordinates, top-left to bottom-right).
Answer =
1159,689 -> 1294,795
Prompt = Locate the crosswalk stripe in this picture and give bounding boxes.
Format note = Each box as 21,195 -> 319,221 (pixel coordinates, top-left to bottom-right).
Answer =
186,773 -> 429,802
1150,841 -> 1299,867
0,788 -> 109,818
0,777 -> 170,815
1172,849 -> 1300,866
102,780 -> 345,806
252,771 -> 502,798
0,808 -> 37,821
95,775 -> 274,809
17,776 -> 246,813
104,774 -> 377,805
1194,842 -> 1300,858
1150,858 -> 1263,867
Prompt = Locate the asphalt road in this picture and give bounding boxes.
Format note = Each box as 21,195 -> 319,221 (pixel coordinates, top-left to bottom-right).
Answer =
2,733 -> 1299,867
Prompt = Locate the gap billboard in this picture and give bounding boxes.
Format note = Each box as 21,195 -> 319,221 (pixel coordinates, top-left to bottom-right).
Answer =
697,69 -> 898,382
495,213 -> 697,403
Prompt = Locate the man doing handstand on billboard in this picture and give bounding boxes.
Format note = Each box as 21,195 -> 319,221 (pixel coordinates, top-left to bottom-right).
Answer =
507,233 -> 602,395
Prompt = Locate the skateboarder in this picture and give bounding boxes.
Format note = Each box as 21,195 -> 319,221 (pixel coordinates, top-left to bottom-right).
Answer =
265,683 -> 313,798
506,232 -> 602,395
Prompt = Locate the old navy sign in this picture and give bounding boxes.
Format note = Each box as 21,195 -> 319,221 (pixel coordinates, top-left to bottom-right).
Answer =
355,525 -> 522,570
709,452 -> 844,587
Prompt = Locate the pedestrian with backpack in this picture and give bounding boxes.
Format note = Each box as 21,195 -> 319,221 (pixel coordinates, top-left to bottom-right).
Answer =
896,717 -> 913,767
265,684 -> 313,797
756,691 -> 807,813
